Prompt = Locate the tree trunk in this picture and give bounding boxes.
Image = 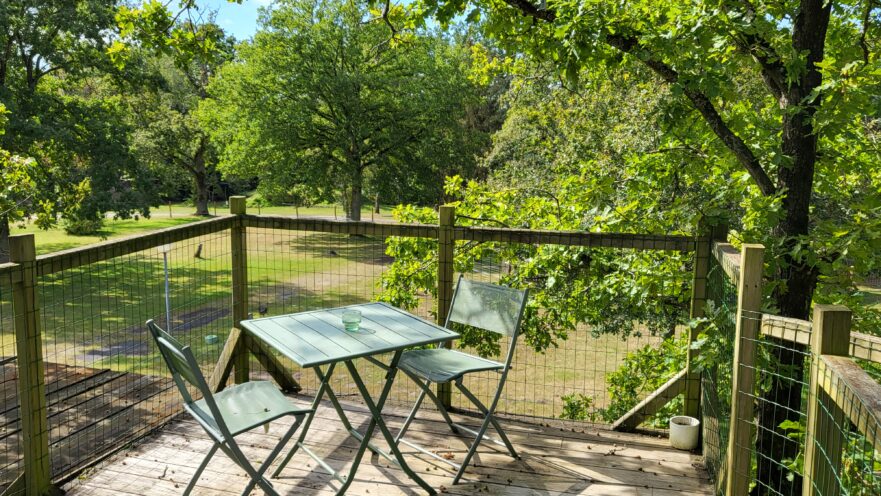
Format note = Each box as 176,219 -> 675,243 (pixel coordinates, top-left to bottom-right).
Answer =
752,3 -> 829,494
374,195 -> 380,214
0,215 -> 9,264
347,167 -> 363,221
192,141 -> 211,216
349,186 -> 362,221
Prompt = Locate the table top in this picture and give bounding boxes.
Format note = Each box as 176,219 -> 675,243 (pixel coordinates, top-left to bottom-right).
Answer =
240,302 -> 460,368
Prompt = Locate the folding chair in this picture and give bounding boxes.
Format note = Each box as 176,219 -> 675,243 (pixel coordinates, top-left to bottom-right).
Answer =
146,320 -> 311,496
395,276 -> 529,484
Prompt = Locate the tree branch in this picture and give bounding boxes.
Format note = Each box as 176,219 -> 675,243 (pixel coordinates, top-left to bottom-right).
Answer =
606,34 -> 777,196
500,0 -> 556,21
728,1 -> 787,101
488,0 -> 780,196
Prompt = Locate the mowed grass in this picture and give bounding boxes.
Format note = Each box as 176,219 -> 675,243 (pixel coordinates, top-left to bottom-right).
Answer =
2,209 -> 663,423
860,285 -> 881,310
11,201 -> 398,255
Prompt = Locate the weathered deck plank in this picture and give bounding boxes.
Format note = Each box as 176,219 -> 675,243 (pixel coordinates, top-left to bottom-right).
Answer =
65,397 -> 712,495
0,362 -> 176,491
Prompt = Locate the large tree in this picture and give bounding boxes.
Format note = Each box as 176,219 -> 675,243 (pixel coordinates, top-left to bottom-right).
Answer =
199,0 -> 486,220
409,0 -> 880,493
113,5 -> 236,216
127,30 -> 234,216
0,0 -> 154,258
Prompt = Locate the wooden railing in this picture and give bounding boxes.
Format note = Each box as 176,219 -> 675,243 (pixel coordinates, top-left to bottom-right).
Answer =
1,196 -> 701,494
710,241 -> 881,496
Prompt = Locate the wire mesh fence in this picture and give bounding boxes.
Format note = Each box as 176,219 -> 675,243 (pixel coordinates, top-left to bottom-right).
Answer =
244,222 -> 435,409
2,214 -> 706,490
736,313 -> 812,496
701,249 -> 738,486
447,242 -> 693,425
0,265 -> 21,493
807,355 -> 881,496
30,227 -> 232,484
242,219 -> 696,427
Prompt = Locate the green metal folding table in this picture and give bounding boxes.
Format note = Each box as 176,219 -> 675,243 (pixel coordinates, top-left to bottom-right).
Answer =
240,302 -> 459,495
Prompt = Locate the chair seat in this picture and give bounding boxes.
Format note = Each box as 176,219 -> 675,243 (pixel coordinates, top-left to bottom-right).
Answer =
191,381 -> 311,436
399,348 -> 503,383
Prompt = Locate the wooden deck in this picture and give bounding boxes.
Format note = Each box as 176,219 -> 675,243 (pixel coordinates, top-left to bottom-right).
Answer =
64,396 -> 713,496
0,361 -> 176,491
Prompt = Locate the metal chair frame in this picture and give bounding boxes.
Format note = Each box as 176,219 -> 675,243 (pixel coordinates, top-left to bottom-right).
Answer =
394,276 -> 529,484
147,320 -> 310,496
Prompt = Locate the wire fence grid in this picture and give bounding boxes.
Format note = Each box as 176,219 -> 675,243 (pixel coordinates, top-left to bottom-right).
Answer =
244,225 -> 432,409
808,356 -> 881,496
1,216 -> 701,491
448,241 -> 692,425
0,267 -> 21,493
242,224 -> 695,426
0,230 -> 233,490
701,251 -> 737,487
735,312 -> 812,496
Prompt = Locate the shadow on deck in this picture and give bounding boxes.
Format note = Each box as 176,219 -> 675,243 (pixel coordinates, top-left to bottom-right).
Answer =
64,395 -> 713,495
0,361 -> 177,491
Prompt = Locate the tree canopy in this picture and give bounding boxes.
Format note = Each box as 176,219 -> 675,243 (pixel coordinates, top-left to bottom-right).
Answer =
0,0 -> 157,257
199,0 -> 489,219
400,0 -> 880,491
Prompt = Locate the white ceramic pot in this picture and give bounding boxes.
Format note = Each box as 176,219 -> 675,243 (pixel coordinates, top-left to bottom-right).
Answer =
669,415 -> 700,450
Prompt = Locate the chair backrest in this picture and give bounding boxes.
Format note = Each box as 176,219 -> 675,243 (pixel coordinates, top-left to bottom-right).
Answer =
446,276 -> 528,339
146,320 -> 232,440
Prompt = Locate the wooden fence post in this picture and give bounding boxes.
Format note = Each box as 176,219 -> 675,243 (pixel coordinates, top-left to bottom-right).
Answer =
230,196 -> 250,384
802,305 -> 851,496
685,220 -> 712,418
437,205 -> 455,409
725,243 -> 764,496
11,234 -> 52,495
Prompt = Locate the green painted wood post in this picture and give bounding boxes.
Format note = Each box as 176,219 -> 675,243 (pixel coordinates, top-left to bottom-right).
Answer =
802,305 -> 851,496
230,196 -> 250,384
725,243 -> 764,496
437,205 -> 455,409
11,234 -> 52,494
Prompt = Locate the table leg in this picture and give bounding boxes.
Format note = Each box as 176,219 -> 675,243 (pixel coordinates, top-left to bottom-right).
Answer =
343,353 -> 437,496
272,362 -> 336,477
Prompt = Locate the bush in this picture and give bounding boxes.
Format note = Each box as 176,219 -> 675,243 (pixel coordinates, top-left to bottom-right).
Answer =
560,393 -> 599,422
600,333 -> 687,427
63,217 -> 104,235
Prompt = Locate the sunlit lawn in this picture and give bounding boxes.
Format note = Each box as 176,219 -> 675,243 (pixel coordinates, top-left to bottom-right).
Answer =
11,202 -> 397,255
860,285 -> 881,310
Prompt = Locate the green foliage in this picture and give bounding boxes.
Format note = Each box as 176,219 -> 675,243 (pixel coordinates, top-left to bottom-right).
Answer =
63,217 -> 105,236
0,0 -> 157,252
600,334 -> 687,426
779,418 -> 881,495
0,105 -> 37,216
413,0 -> 881,335
559,393 -> 598,422
381,166 -> 695,355
199,0 -> 488,219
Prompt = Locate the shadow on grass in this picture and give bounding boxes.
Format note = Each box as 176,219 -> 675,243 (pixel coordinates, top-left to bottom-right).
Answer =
281,231 -> 395,267
858,285 -> 881,308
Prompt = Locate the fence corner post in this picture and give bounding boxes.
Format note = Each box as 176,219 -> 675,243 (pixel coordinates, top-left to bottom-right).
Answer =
685,218 -> 722,419
437,205 -> 456,409
230,196 -> 250,384
725,243 -> 764,496
11,233 -> 51,495
802,304 -> 851,496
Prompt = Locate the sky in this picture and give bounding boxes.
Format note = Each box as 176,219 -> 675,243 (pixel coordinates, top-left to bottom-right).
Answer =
200,0 -> 265,41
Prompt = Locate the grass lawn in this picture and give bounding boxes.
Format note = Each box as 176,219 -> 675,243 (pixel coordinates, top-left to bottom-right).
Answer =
859,285 -> 881,310
11,202 -> 399,255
